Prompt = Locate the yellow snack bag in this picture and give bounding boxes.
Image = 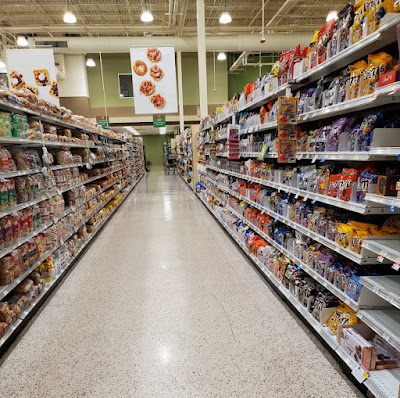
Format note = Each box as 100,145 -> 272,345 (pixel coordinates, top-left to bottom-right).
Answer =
348,60 -> 367,100
326,303 -> 360,335
395,0 -> 400,12
361,52 -> 393,96
369,0 -> 395,34
351,228 -> 370,254
353,0 -> 369,43
336,223 -> 353,249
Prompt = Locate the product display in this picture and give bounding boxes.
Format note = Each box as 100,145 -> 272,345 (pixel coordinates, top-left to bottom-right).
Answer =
195,9 -> 400,397
0,86 -> 145,350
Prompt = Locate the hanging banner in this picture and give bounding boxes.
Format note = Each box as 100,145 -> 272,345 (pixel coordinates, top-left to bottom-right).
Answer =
6,48 -> 59,105
130,47 -> 178,114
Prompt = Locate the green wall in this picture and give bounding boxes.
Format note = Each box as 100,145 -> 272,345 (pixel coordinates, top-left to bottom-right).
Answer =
143,134 -> 174,166
86,53 -> 228,109
228,56 -> 273,100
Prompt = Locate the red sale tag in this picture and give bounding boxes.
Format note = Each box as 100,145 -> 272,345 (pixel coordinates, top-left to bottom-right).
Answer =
377,250 -> 387,263
392,262 -> 400,271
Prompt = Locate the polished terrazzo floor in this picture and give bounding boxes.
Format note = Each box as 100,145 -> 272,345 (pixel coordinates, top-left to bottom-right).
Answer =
0,169 -> 363,398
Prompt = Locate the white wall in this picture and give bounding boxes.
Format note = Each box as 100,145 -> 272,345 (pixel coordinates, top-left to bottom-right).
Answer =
57,54 -> 89,97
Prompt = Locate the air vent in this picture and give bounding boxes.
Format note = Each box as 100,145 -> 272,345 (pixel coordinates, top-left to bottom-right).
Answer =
35,41 -> 68,48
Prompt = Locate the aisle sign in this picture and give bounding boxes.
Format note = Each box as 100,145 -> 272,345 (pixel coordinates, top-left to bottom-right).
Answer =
153,115 -> 166,127
6,48 -> 59,105
130,47 -> 178,114
96,116 -> 109,129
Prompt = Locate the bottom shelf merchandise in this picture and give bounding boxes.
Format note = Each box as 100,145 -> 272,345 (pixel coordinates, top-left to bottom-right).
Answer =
0,172 -> 144,352
193,184 -> 400,398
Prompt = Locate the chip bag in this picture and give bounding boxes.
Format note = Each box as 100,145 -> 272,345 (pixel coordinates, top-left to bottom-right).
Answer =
336,223 -> 352,249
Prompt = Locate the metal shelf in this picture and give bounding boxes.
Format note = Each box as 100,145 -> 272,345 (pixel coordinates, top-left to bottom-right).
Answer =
239,83 -> 289,112
206,165 -> 391,215
358,309 -> 400,353
365,194 -> 400,209
296,151 -> 399,162
295,14 -> 400,87
362,238 -> 400,265
360,276 -> 400,310
298,82 -> 400,124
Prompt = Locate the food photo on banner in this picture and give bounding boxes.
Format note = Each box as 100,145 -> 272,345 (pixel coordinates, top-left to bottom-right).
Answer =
6,48 -> 60,106
130,47 -> 178,114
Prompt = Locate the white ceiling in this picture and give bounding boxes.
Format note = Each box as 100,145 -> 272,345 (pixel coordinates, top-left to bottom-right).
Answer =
0,0 -> 350,43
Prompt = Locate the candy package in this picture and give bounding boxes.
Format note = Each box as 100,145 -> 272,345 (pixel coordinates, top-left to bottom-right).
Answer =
348,61 -> 367,100
353,0 -> 369,43
369,0 -> 395,34
361,52 -> 393,96
326,303 -> 361,335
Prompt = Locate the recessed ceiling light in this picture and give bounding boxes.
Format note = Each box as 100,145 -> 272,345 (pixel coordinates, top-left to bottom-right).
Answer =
64,10 -> 77,24
141,10 -> 153,22
159,127 -> 167,135
0,61 -> 6,68
217,52 -> 227,61
86,57 -> 96,67
219,12 -> 232,24
17,36 -> 28,47
326,10 -> 338,21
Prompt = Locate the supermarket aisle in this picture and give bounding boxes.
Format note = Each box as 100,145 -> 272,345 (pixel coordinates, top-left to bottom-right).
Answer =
0,168 -> 362,398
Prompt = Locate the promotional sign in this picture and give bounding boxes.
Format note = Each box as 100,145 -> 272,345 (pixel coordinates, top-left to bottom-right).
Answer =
130,47 -> 178,114
6,48 -> 59,105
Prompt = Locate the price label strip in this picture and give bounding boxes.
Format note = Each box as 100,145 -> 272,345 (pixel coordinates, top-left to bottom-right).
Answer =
351,364 -> 370,384
377,250 -> 387,263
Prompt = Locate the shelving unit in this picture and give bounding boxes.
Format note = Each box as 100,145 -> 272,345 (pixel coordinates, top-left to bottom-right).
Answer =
194,13 -> 400,398
0,91 -> 145,352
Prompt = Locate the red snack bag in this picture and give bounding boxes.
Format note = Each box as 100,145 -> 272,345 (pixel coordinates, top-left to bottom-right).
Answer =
327,174 -> 341,197
338,168 -> 359,202
11,213 -> 21,241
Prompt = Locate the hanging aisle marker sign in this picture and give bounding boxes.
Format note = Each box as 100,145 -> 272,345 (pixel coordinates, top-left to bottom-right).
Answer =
96,116 -> 109,129
130,47 -> 178,114
153,114 -> 166,127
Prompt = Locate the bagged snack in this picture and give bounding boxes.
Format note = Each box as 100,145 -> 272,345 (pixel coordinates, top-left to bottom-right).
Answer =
348,60 -> 367,100
327,174 -> 341,197
369,0 -> 395,34
338,168 -> 359,201
356,112 -> 383,151
326,303 -> 360,335
353,0 -> 369,43
361,52 -> 393,96
336,223 -> 352,249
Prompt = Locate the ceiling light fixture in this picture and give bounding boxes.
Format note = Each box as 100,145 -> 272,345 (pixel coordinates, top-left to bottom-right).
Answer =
16,35 -> 28,47
326,10 -> 338,21
217,52 -> 226,61
219,0 -> 231,24
219,12 -> 232,24
64,10 -> 77,24
141,10 -> 154,22
0,61 -> 6,68
86,57 -> 96,67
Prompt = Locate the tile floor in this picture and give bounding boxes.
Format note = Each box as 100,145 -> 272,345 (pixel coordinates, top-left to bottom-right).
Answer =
0,168 -> 363,398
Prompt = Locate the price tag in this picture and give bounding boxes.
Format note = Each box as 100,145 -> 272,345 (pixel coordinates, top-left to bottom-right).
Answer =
298,153 -> 303,160
248,126 -> 254,133
351,365 -> 370,384
372,92 -> 379,100
390,204 -> 396,213
303,196 -> 308,202
311,155 -> 318,163
311,199 -> 316,204
392,262 -> 400,271
295,193 -> 299,199
377,250 -> 387,263
320,158 -> 326,163
274,218 -> 278,222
